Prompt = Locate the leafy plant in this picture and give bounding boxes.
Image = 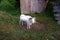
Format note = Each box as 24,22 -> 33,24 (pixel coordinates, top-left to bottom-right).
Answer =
0,0 -> 16,11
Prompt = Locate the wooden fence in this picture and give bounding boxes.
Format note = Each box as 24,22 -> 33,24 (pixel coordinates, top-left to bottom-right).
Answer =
20,0 -> 49,14
53,2 -> 60,24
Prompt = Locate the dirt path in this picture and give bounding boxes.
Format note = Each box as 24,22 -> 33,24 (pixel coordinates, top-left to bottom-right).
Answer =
19,22 -> 50,31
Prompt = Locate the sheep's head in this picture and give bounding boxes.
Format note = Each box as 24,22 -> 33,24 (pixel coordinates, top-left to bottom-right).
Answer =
29,17 -> 36,24
32,17 -> 36,24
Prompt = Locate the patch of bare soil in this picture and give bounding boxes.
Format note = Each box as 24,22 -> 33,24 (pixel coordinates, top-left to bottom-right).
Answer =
19,22 -> 51,31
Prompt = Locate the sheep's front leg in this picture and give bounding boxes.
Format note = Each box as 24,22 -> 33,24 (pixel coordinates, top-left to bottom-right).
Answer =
28,24 -> 30,29
27,25 -> 30,29
27,23 -> 30,29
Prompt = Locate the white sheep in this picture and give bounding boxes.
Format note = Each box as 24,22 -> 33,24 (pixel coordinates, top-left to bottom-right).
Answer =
20,14 -> 36,29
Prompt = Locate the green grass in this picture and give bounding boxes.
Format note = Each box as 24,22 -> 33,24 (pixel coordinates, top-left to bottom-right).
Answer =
0,10 -> 60,40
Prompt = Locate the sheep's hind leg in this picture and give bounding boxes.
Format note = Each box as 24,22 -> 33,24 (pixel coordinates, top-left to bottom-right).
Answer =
20,20 -> 23,25
21,21 -> 23,25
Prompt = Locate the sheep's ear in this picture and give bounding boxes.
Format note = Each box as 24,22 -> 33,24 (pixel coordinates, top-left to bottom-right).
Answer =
29,18 -> 32,20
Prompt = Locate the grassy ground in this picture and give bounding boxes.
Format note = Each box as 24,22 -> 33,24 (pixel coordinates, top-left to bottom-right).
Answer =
0,10 -> 60,40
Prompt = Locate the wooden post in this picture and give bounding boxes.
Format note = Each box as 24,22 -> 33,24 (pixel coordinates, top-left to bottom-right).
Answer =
40,0 -> 49,12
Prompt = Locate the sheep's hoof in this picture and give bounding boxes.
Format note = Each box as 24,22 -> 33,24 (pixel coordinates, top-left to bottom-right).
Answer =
27,27 -> 30,29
